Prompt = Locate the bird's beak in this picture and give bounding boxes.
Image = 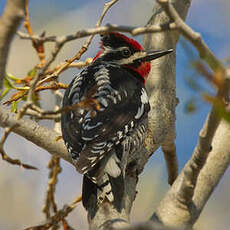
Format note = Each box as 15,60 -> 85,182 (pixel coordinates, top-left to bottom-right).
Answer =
139,49 -> 173,62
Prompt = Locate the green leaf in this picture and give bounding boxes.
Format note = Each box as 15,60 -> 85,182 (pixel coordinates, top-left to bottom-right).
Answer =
5,73 -> 29,90
4,75 -> 14,88
0,76 -> 14,100
27,67 -> 37,77
185,98 -> 197,114
6,73 -> 21,82
11,101 -> 19,112
185,76 -> 202,92
0,88 -> 10,100
204,94 -> 230,123
215,102 -> 230,123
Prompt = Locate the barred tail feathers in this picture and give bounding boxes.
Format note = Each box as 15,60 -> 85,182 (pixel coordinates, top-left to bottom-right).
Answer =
82,174 -> 124,210
82,153 -> 124,210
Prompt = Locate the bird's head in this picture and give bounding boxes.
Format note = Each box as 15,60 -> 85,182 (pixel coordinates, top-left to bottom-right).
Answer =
93,32 -> 173,83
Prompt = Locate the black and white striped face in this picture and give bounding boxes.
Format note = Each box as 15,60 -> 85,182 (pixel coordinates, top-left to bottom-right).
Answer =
93,33 -> 173,81
95,45 -> 150,66
93,32 -> 146,71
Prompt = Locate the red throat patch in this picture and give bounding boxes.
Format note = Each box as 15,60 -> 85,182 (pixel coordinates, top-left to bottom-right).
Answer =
125,62 -> 151,83
93,49 -> 103,61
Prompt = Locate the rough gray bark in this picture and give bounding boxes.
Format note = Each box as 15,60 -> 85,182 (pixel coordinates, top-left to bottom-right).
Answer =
144,0 -> 191,152
152,120 -> 230,228
0,0 -> 26,89
190,120 -> 230,224
143,0 -> 191,185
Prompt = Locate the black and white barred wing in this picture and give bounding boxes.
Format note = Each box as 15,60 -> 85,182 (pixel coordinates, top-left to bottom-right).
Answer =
61,63 -> 150,174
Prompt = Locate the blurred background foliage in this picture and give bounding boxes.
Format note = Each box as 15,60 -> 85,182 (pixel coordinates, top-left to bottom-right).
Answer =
0,0 -> 230,229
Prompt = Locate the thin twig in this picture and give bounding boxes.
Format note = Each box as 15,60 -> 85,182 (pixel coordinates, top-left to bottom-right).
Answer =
24,0 -> 45,67
50,0 -> 121,79
61,219 -> 75,230
42,89 -> 67,229
0,144 -> 37,170
25,196 -> 82,230
44,58 -> 92,76
25,109 -> 61,120
0,106 -> 72,164
0,113 -> 37,170
161,133 -> 178,185
43,156 -> 61,219
157,0 -> 225,73
14,41 -> 64,121
17,22 -> 176,44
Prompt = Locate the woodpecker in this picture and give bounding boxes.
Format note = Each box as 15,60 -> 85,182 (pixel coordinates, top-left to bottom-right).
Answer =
61,32 -> 172,210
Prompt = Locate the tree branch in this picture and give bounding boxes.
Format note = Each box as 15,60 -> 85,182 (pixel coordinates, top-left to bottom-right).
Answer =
25,196 -> 82,230
146,1 -> 230,228
151,67 -> 229,228
0,105 -> 72,164
17,23 -> 177,44
152,118 -> 230,227
143,0 -> 191,185
190,120 -> 230,224
0,0 -> 26,89
157,0 -> 224,73
161,129 -> 178,185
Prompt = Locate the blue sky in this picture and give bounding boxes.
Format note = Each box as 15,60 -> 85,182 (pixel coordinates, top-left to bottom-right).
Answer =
0,0 -> 230,229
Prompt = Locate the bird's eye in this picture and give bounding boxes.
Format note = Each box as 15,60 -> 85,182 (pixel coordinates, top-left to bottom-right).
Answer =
122,48 -> 131,57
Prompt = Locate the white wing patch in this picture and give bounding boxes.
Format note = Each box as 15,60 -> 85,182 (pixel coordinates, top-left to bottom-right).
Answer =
135,104 -> 144,120
141,88 -> 149,104
135,88 -> 149,120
